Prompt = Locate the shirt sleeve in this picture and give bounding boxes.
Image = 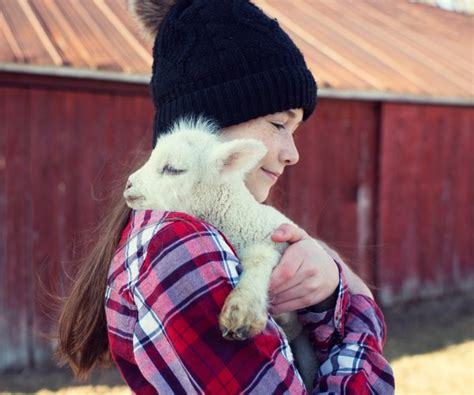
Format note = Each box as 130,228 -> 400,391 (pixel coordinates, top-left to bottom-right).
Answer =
298,262 -> 395,394
130,218 -> 307,394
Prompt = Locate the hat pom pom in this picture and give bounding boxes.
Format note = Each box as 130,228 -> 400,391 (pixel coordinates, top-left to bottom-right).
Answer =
128,0 -> 178,40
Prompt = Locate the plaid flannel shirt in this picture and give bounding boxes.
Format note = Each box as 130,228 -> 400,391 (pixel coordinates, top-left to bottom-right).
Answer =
105,210 -> 394,394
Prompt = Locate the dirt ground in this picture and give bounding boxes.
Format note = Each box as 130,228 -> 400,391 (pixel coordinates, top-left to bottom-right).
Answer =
383,291 -> 474,394
1,291 -> 473,395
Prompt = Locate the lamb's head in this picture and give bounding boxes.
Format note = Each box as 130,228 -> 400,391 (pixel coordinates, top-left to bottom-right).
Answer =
124,116 -> 267,212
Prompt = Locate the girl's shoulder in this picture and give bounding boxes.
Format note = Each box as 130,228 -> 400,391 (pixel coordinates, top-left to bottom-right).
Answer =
110,210 -> 237,273
108,209 -> 239,293
123,209 -> 235,252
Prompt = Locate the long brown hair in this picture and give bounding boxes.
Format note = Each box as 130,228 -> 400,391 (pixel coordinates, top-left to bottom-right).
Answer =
55,152 -> 148,380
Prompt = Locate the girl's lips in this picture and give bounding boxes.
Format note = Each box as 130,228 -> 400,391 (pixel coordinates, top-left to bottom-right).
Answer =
261,168 -> 279,181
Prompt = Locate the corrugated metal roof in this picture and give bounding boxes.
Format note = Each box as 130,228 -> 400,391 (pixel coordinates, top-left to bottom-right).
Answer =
0,0 -> 153,71
0,0 -> 472,99
411,0 -> 474,15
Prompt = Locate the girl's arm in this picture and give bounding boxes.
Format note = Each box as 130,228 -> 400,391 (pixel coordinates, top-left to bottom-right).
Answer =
269,224 -> 395,394
298,262 -> 395,394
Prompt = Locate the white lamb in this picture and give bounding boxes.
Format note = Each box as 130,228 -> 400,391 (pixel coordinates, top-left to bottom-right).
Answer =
123,116 -> 321,389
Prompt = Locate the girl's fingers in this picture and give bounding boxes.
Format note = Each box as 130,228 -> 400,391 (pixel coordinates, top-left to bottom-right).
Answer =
269,256 -> 304,294
269,269 -> 307,295
269,282 -> 307,305
269,285 -> 331,315
269,296 -> 314,315
271,223 -> 309,244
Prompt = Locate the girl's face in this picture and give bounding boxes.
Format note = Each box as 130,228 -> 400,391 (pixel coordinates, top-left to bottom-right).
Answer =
220,108 -> 303,203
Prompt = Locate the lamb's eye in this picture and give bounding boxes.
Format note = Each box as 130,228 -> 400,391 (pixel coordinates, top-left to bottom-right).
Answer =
161,164 -> 186,175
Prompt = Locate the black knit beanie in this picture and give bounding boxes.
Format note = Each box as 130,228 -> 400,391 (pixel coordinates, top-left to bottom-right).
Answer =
131,0 -> 318,148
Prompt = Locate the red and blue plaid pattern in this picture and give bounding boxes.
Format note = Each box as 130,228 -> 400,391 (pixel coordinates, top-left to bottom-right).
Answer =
105,210 -> 394,394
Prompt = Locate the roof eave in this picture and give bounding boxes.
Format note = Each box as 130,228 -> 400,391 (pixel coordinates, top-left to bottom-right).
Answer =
1,62 -> 473,107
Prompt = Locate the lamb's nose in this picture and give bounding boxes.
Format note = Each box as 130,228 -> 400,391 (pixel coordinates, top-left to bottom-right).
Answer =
125,180 -> 132,190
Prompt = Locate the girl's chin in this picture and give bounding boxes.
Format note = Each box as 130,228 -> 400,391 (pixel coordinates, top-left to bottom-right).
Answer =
252,186 -> 271,203
246,175 -> 272,202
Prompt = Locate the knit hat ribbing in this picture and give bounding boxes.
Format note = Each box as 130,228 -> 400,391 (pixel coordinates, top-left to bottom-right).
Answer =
131,0 -> 318,148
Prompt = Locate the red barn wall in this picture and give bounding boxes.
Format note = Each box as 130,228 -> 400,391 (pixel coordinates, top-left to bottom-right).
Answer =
377,103 -> 474,305
0,73 -> 154,371
1,72 -> 473,371
284,99 -> 380,288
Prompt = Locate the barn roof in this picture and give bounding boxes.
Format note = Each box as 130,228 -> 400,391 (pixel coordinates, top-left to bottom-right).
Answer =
0,0 -> 472,102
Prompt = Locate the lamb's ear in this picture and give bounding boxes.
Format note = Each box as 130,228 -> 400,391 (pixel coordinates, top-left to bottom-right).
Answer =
212,139 -> 267,176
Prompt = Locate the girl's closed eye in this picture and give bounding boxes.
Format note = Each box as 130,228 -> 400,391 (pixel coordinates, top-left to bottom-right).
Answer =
270,122 -> 285,131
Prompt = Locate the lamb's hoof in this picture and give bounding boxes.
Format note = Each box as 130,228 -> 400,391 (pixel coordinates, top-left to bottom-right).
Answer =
219,290 -> 267,341
221,326 -> 250,341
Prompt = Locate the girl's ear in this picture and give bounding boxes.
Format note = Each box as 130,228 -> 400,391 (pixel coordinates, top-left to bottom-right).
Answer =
211,139 -> 267,176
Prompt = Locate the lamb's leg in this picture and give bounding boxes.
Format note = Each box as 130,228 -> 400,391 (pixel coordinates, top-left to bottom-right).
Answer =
219,243 -> 280,340
290,332 -> 319,391
273,312 -> 301,341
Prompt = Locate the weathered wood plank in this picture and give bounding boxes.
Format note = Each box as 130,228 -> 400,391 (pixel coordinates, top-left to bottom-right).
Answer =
378,103 -> 474,305
0,87 -> 33,371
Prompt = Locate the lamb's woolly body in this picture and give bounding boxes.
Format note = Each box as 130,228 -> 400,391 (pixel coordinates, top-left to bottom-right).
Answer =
124,116 -> 318,390
191,182 -> 291,254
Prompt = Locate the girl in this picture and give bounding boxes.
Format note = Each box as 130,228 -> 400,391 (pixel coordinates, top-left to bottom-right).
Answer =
57,1 -> 394,393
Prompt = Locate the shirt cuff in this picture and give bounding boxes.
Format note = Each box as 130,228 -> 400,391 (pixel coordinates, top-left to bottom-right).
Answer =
297,260 -> 350,354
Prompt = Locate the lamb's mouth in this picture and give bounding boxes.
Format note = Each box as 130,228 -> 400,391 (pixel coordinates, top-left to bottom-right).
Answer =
124,192 -> 145,206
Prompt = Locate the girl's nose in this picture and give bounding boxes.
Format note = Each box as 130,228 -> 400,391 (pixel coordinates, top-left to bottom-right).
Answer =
125,179 -> 133,190
280,137 -> 300,165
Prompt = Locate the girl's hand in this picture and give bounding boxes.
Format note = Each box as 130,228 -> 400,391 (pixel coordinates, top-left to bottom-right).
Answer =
268,224 -> 339,315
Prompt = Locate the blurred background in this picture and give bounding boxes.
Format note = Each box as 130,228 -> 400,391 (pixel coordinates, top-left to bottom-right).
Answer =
0,0 -> 473,393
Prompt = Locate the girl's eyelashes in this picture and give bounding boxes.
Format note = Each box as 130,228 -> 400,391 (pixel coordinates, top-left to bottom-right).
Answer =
161,164 -> 186,175
270,122 -> 285,130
